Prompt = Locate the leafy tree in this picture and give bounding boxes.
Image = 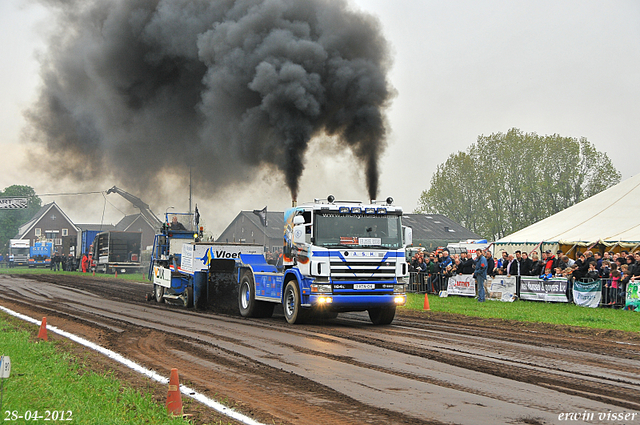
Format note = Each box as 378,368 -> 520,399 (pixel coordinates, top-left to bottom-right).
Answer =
0,185 -> 42,253
416,129 -> 621,241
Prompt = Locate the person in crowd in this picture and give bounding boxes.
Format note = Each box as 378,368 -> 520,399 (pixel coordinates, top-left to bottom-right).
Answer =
503,254 -> 515,276
543,250 -> 558,273
571,253 -> 590,280
612,252 -> 620,264
484,250 -> 496,277
425,253 -> 438,293
594,252 -> 603,270
438,249 -> 453,290
608,264 -> 621,305
540,267 -> 554,280
511,250 -> 524,276
81,252 -> 89,273
555,256 -> 572,275
631,253 -> 640,281
520,251 -> 533,276
473,249 -> 488,302
495,251 -> 508,273
530,253 -> 543,276
460,251 -> 475,274
586,262 -> 599,280
620,264 -> 630,299
600,260 -> 611,279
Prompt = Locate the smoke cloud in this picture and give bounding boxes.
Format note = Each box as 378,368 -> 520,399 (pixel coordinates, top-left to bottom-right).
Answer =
25,0 -> 393,201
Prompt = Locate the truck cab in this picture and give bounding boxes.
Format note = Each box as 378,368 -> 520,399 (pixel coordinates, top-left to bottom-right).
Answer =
276,196 -> 411,324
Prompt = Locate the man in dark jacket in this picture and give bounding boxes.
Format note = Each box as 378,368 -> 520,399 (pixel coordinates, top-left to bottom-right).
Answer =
521,252 -> 533,276
460,252 -> 475,274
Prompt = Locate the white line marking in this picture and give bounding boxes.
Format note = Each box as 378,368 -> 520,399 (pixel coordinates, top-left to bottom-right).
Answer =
0,305 -> 265,425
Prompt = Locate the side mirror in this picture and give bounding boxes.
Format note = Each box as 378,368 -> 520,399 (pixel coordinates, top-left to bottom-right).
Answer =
293,215 -> 305,225
403,226 -> 413,247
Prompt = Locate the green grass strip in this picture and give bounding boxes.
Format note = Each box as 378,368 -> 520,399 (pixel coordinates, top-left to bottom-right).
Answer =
402,293 -> 640,333
0,315 -> 189,425
0,267 -> 147,282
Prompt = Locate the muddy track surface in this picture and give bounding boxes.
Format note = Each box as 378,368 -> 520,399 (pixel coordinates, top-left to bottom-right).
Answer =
1,273 -> 639,425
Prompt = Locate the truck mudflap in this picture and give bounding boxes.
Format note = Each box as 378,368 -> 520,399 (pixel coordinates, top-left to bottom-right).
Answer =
194,259 -> 241,315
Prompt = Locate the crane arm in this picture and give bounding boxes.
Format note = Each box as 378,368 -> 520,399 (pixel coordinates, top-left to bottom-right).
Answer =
106,186 -> 163,229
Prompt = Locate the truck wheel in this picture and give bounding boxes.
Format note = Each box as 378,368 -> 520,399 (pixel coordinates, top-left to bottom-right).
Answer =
238,272 -> 275,318
238,273 -> 257,317
154,284 -> 165,303
183,285 -> 193,308
368,306 -> 396,325
283,281 -> 307,324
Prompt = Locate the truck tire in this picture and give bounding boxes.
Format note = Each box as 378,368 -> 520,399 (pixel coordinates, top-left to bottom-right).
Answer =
283,281 -> 308,324
183,285 -> 193,308
238,272 -> 275,318
154,284 -> 165,303
368,306 -> 396,325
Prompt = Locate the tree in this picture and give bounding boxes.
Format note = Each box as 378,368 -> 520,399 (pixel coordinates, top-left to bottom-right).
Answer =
416,129 -> 621,241
0,185 -> 42,253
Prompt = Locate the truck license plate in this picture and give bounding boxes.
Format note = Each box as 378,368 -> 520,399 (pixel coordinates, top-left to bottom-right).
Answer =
353,284 -> 375,290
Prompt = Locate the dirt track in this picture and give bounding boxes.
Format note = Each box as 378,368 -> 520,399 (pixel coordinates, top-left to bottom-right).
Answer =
1,273 -> 639,425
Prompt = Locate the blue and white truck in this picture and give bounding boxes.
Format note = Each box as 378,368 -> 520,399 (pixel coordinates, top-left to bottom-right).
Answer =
28,241 -> 53,268
149,196 -> 412,325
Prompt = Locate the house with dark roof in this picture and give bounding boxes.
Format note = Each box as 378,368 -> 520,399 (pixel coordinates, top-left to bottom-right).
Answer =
401,214 -> 483,250
14,202 -> 80,253
217,211 -> 284,251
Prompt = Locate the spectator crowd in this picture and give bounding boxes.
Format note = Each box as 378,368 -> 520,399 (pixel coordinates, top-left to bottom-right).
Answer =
408,248 -> 640,306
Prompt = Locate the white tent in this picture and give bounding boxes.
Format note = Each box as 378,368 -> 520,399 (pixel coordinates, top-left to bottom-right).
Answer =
495,173 -> 640,254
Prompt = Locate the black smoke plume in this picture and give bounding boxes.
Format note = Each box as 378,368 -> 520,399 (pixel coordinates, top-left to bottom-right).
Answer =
26,0 -> 393,201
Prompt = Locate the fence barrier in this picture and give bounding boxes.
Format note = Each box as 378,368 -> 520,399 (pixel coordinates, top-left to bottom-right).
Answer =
406,272 -> 634,309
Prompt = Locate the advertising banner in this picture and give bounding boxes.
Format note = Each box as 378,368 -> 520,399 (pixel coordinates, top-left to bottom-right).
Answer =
573,280 -> 602,308
446,274 -> 476,297
625,281 -> 640,311
487,276 -> 517,302
520,278 -> 569,303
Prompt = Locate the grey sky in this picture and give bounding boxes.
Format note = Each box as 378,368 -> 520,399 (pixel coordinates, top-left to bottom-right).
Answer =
1,0 -> 639,237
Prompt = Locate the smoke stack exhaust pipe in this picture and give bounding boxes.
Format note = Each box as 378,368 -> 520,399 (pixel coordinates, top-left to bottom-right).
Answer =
292,199 -> 297,207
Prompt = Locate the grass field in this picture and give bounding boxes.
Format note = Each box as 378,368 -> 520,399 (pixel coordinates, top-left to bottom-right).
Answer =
403,292 -> 640,333
0,267 -> 147,282
0,314 -> 190,425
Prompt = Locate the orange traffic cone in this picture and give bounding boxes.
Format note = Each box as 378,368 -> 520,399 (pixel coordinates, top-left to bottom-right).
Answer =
423,293 -> 430,311
166,368 -> 183,416
38,317 -> 48,341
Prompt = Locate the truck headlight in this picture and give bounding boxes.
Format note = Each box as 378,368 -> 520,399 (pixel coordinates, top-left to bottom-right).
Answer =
394,285 -> 406,293
310,284 -> 332,293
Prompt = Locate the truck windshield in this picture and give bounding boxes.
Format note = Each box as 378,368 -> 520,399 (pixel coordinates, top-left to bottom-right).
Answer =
314,213 -> 403,249
11,248 -> 30,255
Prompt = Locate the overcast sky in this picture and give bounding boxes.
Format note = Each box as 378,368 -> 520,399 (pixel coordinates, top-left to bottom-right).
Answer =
1,0 -> 639,237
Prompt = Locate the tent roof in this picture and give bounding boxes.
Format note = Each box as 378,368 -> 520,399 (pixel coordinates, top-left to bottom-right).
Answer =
496,173 -> 640,244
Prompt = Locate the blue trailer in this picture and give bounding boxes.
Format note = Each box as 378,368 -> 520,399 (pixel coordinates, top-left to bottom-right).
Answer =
81,230 -> 100,257
149,196 -> 412,325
